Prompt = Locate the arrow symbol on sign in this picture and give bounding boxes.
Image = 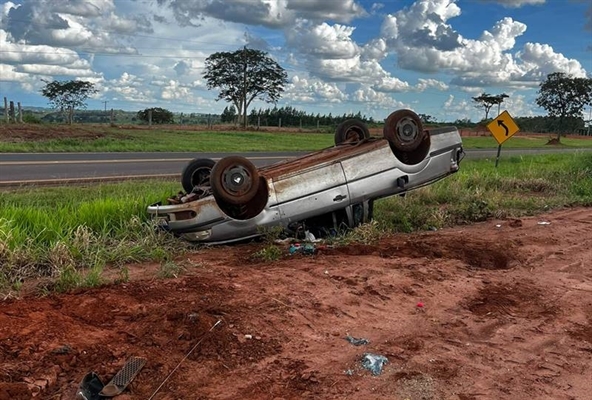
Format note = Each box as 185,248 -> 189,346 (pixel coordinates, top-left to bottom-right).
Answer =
497,119 -> 509,136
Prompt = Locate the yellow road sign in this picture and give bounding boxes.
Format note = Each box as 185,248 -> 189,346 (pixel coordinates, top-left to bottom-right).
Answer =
487,110 -> 520,145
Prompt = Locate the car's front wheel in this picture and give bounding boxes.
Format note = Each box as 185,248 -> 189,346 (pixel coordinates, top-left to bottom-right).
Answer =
383,109 -> 425,152
211,156 -> 260,205
334,119 -> 370,145
181,158 -> 216,193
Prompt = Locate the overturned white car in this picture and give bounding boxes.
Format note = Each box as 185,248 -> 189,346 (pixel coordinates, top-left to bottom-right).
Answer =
147,109 -> 464,243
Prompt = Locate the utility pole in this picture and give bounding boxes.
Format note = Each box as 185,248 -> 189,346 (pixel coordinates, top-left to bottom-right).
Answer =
102,101 -> 108,112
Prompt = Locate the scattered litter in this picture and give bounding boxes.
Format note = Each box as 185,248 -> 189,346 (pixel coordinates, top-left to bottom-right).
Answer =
76,372 -> 104,400
289,243 -> 316,255
495,224 -> 501,228
305,230 -> 316,241
361,353 -> 388,376
417,302 -> 424,308
324,270 -> 329,275
99,356 -> 146,397
537,221 -> 551,225
244,334 -> 253,340
345,335 -> 370,346
344,369 -> 354,376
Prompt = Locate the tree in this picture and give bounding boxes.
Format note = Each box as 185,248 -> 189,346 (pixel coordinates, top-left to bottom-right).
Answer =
418,113 -> 435,124
472,93 -> 509,120
220,105 -> 237,123
137,107 -> 174,124
536,72 -> 592,140
40,80 -> 97,124
203,47 -> 288,128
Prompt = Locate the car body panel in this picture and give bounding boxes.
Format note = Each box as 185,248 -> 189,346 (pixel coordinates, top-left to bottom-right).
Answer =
147,126 -> 463,244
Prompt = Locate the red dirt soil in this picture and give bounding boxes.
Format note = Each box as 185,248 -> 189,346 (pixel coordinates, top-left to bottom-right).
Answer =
2,207 -> 592,399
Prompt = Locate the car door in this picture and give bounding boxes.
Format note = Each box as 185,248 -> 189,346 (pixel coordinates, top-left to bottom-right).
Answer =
272,161 -> 350,224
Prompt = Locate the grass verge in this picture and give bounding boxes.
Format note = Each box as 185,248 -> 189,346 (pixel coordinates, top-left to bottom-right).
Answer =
1,152 -> 591,294
1,124 -> 592,152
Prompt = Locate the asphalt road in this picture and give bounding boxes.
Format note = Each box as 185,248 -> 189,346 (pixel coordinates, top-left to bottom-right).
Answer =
1,147 -> 590,186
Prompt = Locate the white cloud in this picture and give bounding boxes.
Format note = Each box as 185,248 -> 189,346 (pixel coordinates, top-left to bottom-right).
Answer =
416,78 -> 449,92
3,0 -> 151,50
284,75 -> 348,103
478,0 -> 546,7
158,0 -> 366,28
351,85 -> 406,109
286,0 -> 367,22
380,0 -> 586,86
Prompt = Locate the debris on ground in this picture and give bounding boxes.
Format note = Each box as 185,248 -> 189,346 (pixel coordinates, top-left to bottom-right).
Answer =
360,353 -> 389,376
345,335 -> 370,346
76,372 -> 104,400
289,243 -> 316,255
538,221 -> 551,225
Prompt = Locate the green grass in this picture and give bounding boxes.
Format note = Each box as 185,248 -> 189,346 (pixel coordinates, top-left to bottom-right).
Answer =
1,124 -> 592,152
372,152 -> 592,233
1,152 -> 591,293
0,180 -> 185,292
461,136 -> 592,149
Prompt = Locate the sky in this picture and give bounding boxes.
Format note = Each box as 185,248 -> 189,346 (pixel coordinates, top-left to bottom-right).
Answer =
0,0 -> 590,122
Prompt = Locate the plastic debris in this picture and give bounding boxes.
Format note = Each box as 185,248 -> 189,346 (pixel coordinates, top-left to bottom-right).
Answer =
537,221 -> 551,225
417,302 -> 424,308
361,353 -> 388,376
344,369 -> 354,376
289,243 -> 316,255
345,335 -> 370,346
495,224 -> 502,228
76,372 -> 104,400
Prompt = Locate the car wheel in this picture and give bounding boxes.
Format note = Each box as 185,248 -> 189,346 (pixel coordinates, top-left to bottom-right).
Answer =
334,119 -> 370,145
383,109 -> 425,152
181,158 -> 216,193
211,156 -> 260,205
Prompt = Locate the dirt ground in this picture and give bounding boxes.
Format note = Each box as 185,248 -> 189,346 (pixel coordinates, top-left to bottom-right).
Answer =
1,207 -> 592,400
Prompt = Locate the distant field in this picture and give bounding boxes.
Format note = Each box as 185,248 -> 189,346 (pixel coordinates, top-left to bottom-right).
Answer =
0,123 -> 591,152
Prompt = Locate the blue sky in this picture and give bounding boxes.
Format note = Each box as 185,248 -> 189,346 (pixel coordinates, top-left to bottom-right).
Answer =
0,0 -> 590,122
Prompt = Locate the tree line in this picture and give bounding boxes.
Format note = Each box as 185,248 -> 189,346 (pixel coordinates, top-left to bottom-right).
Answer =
219,105 -> 376,127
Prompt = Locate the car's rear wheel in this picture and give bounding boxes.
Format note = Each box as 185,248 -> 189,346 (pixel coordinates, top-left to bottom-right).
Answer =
211,156 -> 260,205
334,119 -> 370,145
181,158 -> 216,193
383,109 -> 425,152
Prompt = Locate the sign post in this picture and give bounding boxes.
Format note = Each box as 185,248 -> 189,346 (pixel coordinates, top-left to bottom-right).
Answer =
486,110 -> 520,168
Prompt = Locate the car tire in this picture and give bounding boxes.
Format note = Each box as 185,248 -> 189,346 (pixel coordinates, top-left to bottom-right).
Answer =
383,109 -> 425,152
334,119 -> 370,145
181,158 -> 216,193
211,156 -> 260,205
